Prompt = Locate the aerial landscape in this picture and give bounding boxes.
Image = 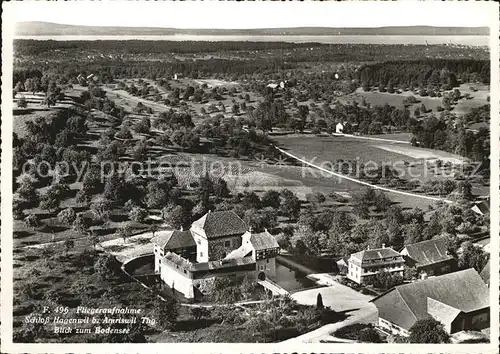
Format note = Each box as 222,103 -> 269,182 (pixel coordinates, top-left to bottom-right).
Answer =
10,16 -> 492,346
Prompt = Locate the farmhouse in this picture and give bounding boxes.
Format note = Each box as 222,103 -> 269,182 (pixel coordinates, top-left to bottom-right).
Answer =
471,199 -> 490,216
347,245 -> 405,285
400,237 -> 456,278
480,259 -> 490,287
371,269 -> 490,336
335,122 -> 344,133
267,83 -> 279,91
153,211 -> 280,298
77,74 -> 86,85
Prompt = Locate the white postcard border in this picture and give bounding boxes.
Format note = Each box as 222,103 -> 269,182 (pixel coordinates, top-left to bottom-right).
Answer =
2,1 -> 499,353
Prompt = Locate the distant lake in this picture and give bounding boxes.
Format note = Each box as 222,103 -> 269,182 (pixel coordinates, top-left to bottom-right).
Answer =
15,34 -> 489,46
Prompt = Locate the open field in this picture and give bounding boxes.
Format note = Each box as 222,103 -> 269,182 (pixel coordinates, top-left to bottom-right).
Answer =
272,134 -> 488,207
346,83 -> 489,117
193,79 -> 240,87
13,93 -> 81,138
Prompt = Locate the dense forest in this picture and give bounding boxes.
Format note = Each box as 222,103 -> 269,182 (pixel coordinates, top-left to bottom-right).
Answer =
14,39 -> 319,55
356,59 -> 490,87
14,40 -> 489,60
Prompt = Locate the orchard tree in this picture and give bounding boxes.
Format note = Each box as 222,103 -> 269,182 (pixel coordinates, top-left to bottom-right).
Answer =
163,205 -> 184,229
90,197 -> 113,223
16,175 -> 39,206
387,80 -> 394,93
262,190 -> 281,209
192,201 -> 208,219
24,77 -> 41,94
118,223 -> 133,244
64,239 -> 75,254
57,207 -> 77,226
39,182 -> 70,212
94,254 -> 120,279
13,198 -> 25,220
196,173 -> 213,205
25,214 -> 41,230
17,96 -> 28,108
280,189 -> 301,221
213,178 -> 230,199
132,140 -> 148,161
72,214 -> 91,236
129,206 -> 148,223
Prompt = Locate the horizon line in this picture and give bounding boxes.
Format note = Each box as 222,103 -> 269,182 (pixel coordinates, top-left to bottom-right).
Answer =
16,21 -> 489,30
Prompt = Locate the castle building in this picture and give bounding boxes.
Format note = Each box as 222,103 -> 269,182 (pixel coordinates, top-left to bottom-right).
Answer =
152,211 -> 280,299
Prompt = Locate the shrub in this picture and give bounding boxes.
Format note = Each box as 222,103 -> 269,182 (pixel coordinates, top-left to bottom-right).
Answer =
334,323 -> 382,342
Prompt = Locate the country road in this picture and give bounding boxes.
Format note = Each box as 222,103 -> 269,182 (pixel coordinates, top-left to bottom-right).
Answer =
331,132 -> 409,144
275,146 -> 454,204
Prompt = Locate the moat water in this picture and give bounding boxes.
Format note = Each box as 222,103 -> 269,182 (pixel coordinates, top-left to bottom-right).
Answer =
273,263 -> 318,292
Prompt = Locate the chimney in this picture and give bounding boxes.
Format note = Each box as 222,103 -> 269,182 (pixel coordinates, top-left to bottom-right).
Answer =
264,228 -> 268,233
208,210 -> 211,213
249,226 -> 253,233
180,226 -> 183,231
382,243 -> 386,249
367,245 -> 370,250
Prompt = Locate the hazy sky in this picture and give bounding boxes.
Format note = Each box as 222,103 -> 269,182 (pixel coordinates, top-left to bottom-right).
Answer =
7,1 -> 494,29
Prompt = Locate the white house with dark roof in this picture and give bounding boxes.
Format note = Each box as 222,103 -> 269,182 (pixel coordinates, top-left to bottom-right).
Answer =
153,211 -> 280,299
335,122 -> 344,133
400,237 -> 456,277
371,269 -> 490,336
347,245 -> 405,285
